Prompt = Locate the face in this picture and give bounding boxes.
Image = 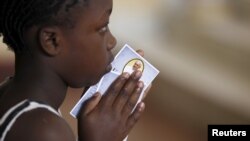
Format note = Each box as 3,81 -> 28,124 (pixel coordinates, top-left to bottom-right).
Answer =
133,61 -> 142,70
57,0 -> 116,87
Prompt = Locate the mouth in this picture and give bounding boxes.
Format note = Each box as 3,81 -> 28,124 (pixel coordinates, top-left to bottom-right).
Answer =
106,54 -> 114,73
106,64 -> 112,73
105,54 -> 114,73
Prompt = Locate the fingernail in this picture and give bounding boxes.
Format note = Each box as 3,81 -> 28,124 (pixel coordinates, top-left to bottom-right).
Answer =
134,71 -> 142,79
135,82 -> 144,92
122,72 -> 130,79
137,81 -> 144,88
94,92 -> 100,97
139,102 -> 145,111
136,87 -> 141,93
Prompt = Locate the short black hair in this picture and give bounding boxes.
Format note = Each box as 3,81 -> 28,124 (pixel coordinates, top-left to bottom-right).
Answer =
0,0 -> 86,53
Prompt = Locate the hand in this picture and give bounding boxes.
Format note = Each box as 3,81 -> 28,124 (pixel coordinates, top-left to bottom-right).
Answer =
78,71 -> 145,141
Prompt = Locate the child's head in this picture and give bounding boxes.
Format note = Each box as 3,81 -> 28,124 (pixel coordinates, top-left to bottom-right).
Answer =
0,0 -> 116,87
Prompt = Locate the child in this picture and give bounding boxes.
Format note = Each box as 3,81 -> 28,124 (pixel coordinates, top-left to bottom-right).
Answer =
0,0 -> 150,141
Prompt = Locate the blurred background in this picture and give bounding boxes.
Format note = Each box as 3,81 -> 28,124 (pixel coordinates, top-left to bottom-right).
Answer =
1,0 -> 250,141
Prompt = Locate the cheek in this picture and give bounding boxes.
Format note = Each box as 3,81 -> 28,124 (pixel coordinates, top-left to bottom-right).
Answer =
82,36 -> 110,70
77,60 -> 108,86
68,47 -> 109,87
61,31 -> 110,87
62,58 -> 104,88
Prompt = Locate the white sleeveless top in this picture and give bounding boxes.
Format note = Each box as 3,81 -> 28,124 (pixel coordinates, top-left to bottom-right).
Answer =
0,100 -> 60,141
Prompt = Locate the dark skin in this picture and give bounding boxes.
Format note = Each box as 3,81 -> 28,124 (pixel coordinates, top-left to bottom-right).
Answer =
0,0 -> 151,141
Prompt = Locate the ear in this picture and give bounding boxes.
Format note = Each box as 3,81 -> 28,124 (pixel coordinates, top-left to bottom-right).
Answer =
39,27 -> 62,56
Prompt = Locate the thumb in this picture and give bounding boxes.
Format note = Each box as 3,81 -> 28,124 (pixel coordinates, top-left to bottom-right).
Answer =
80,92 -> 102,116
136,49 -> 144,57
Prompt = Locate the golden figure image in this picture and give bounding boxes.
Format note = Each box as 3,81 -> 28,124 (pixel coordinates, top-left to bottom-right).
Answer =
123,59 -> 144,74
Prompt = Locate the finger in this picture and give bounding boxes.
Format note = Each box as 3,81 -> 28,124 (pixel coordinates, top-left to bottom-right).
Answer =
112,71 -> 142,112
100,72 -> 130,107
136,49 -> 144,57
126,102 -> 145,131
142,83 -> 152,101
121,81 -> 144,117
79,92 -> 101,117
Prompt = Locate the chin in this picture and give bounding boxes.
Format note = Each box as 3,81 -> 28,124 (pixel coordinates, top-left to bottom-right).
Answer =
68,83 -> 85,88
69,70 -> 106,88
84,75 -> 104,87
67,79 -> 93,88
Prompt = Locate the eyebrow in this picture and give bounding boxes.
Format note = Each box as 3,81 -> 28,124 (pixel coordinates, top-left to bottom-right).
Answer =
106,8 -> 112,16
99,8 -> 112,22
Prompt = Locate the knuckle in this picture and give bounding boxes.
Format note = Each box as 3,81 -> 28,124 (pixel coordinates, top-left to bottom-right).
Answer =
132,114 -> 140,123
127,101 -> 135,109
127,115 -> 138,128
121,87 -> 129,95
109,86 -> 119,94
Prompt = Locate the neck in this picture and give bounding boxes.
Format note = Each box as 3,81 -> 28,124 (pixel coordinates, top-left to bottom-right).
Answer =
10,53 -> 68,109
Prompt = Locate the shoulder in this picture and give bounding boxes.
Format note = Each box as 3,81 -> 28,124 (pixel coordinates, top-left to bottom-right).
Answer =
4,107 -> 76,141
0,77 -> 12,96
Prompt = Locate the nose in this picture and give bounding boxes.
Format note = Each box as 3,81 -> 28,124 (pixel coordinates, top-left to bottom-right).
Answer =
107,32 -> 117,51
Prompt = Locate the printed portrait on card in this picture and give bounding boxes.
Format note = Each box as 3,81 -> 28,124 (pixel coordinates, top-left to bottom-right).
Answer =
122,59 -> 144,74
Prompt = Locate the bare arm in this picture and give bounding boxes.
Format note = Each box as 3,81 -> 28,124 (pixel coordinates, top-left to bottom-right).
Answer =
0,77 -> 12,97
4,108 -> 76,141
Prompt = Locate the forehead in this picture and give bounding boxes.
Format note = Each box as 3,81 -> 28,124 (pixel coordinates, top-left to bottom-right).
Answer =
135,61 -> 141,64
61,0 -> 112,33
88,0 -> 113,8
73,0 -> 112,22
88,0 -> 112,17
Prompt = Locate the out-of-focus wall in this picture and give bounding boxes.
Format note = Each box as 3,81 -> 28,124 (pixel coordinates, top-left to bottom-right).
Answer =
109,0 -> 250,140
1,0 -> 250,141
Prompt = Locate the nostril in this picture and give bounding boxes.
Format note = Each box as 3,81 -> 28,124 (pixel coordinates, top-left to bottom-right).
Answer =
108,35 -> 117,50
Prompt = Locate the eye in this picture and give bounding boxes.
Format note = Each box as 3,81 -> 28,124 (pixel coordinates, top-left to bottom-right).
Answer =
98,23 -> 109,33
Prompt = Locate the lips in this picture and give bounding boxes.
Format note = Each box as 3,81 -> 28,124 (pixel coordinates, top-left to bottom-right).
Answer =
106,64 -> 112,72
105,54 -> 114,73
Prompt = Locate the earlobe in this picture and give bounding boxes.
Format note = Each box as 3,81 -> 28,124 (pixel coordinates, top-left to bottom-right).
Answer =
39,27 -> 61,56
